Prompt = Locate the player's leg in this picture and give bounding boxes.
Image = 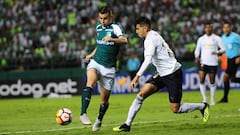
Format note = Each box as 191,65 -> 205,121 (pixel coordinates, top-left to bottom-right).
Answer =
209,72 -> 216,105
218,72 -> 230,103
98,86 -> 111,121
166,69 -> 209,122
198,70 -> 207,102
113,83 -> 158,132
92,86 -> 111,132
172,102 -> 209,122
219,58 -> 236,103
229,58 -> 240,83
125,83 -> 157,125
80,68 -> 98,125
92,66 -> 115,132
230,56 -> 240,82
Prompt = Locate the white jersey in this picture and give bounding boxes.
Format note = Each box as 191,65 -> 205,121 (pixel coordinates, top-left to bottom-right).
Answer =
194,34 -> 225,66
137,30 -> 181,77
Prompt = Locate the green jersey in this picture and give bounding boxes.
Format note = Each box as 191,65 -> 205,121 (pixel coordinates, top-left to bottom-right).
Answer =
93,23 -> 125,68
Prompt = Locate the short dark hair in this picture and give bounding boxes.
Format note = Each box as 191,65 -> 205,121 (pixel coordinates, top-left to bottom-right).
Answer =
204,21 -> 213,26
98,6 -> 112,15
135,17 -> 151,28
223,20 -> 232,26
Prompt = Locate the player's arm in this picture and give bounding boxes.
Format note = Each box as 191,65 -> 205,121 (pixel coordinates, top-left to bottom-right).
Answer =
212,37 -> 225,56
129,55 -> 152,90
235,56 -> 240,64
128,39 -> 155,90
235,35 -> 240,64
129,75 -> 140,90
102,25 -> 128,44
194,39 -> 201,64
102,35 -> 128,44
85,48 -> 96,61
195,57 -> 200,65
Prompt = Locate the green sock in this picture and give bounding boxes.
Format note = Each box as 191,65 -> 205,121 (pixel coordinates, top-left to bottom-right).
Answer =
81,87 -> 92,115
97,103 -> 109,121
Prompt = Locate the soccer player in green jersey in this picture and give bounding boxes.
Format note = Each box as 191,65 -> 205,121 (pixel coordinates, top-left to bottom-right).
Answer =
79,6 -> 128,132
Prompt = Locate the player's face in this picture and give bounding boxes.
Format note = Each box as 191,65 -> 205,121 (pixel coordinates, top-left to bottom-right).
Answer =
204,24 -> 213,35
99,13 -> 112,27
135,24 -> 148,39
222,24 -> 231,35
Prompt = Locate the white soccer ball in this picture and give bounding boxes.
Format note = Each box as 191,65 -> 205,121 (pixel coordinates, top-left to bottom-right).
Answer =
56,108 -> 72,125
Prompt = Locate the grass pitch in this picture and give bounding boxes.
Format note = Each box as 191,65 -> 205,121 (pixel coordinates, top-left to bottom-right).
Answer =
0,90 -> 240,135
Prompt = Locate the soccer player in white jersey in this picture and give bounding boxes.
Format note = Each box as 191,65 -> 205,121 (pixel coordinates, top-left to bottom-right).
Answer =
194,22 -> 225,105
113,17 -> 209,132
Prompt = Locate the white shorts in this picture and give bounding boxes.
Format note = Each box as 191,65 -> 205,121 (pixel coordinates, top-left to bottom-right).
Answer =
87,59 -> 116,91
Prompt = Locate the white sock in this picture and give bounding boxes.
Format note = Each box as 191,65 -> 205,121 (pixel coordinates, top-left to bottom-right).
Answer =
125,95 -> 143,126
210,83 -> 216,103
199,83 -> 207,102
177,103 -> 205,113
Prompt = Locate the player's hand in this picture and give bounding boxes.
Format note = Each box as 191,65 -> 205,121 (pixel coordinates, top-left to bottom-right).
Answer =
129,80 -> 137,90
128,76 -> 139,90
195,57 -> 200,64
212,51 -> 217,55
235,57 -> 240,64
85,55 -> 92,62
102,36 -> 112,42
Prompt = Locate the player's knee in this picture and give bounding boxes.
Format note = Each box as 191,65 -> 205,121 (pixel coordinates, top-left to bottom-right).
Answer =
137,88 -> 148,98
223,74 -> 229,81
137,92 -> 145,99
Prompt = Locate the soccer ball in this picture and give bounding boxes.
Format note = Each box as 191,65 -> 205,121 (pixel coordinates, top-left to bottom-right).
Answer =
56,108 -> 72,125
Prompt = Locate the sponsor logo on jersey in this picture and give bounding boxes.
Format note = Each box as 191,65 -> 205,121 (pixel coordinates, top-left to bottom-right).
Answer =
97,40 -> 114,45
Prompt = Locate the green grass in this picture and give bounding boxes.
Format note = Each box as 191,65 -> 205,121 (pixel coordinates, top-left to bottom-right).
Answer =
1,90 -> 240,135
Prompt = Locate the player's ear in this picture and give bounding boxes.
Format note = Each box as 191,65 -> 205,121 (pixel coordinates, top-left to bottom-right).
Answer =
144,25 -> 149,32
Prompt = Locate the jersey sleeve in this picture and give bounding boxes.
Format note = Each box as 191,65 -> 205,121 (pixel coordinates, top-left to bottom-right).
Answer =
136,39 -> 155,76
144,39 -> 156,56
236,34 -> 240,46
136,55 -> 152,76
113,24 -> 125,37
194,38 -> 201,58
216,36 -> 225,53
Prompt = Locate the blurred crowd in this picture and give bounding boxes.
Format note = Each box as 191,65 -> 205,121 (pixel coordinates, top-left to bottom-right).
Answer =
0,0 -> 239,72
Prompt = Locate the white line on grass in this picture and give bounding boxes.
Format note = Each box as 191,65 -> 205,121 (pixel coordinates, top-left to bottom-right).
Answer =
1,114 -> 240,134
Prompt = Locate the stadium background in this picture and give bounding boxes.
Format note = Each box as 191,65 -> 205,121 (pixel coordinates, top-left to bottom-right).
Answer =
0,0 -> 240,98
